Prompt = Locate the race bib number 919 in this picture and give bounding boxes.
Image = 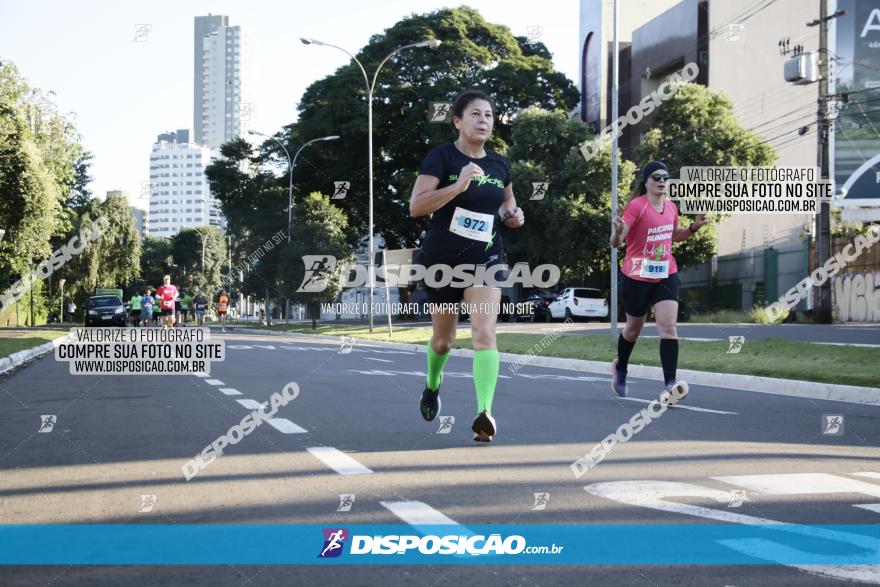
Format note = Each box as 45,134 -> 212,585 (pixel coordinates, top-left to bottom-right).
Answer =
639,259 -> 669,279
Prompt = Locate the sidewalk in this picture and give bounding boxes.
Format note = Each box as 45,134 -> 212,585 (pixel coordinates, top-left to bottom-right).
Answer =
0,329 -> 70,376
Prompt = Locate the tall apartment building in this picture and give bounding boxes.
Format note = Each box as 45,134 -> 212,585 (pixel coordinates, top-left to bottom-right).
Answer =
147,129 -> 222,239
193,14 -> 228,146
195,15 -> 258,149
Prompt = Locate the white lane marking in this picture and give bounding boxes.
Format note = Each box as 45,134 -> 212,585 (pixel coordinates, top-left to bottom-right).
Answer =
228,342 -> 415,354
514,373 -> 606,382
307,447 -> 373,475
280,345 -> 326,351
713,473 -> 880,499
219,388 -> 242,396
205,379 -> 224,386
265,418 -> 307,434
641,335 -> 722,342
813,341 -> 880,348
854,504 -> 880,515
584,480 -> 880,584
854,472 -> 880,480
365,357 -> 393,363
380,500 -> 459,526
347,369 -> 501,380
620,397 -> 738,415
194,373 -> 210,378
236,399 -> 264,410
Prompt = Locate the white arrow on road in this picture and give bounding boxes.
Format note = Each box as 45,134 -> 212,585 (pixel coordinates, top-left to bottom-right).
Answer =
584,478 -> 880,584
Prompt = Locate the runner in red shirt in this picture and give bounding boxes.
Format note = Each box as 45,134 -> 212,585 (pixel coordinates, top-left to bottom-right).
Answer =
609,161 -> 707,404
155,275 -> 179,330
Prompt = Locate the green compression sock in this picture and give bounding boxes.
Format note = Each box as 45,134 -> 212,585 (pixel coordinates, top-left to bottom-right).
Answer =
472,349 -> 500,415
426,343 -> 450,391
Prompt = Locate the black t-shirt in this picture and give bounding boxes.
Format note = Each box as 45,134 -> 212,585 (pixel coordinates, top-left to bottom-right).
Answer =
417,143 -> 510,265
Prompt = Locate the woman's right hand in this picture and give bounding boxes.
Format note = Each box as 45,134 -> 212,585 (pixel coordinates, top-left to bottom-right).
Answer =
611,212 -> 626,247
612,212 -> 625,234
456,162 -> 485,194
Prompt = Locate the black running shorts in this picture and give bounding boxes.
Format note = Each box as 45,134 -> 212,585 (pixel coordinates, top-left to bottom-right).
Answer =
621,273 -> 680,318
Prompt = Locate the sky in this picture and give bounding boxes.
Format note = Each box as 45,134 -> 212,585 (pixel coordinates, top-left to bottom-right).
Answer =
0,0 -> 581,210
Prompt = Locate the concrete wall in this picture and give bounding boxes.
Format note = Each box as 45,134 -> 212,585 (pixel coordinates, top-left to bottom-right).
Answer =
708,0 -> 818,256
833,271 -> 880,321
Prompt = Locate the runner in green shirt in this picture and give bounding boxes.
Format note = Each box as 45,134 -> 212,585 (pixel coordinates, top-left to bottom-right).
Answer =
181,293 -> 192,327
129,293 -> 142,327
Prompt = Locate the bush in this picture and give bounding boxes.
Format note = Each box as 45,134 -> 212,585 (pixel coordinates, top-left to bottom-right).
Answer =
750,304 -> 788,324
686,309 -> 752,323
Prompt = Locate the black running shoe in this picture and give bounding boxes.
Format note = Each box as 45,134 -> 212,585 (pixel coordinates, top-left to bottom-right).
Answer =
420,386 -> 441,421
472,410 -> 497,442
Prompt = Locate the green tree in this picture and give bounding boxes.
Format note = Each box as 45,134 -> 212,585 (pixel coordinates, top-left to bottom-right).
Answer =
79,193 -> 141,294
65,151 -> 94,215
139,236 -> 174,293
0,62 -> 64,280
274,6 -> 578,250
285,192 -> 352,305
506,108 -> 636,284
635,83 -> 777,267
205,138 -> 288,304
0,61 -> 89,325
171,227 -> 227,296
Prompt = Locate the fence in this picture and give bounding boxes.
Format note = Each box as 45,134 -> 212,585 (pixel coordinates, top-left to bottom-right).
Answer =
678,243 -> 810,313
679,233 -> 880,321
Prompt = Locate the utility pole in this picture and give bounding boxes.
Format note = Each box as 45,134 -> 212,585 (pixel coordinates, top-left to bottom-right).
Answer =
610,0 -> 620,341
808,0 -> 844,323
784,4 -> 844,322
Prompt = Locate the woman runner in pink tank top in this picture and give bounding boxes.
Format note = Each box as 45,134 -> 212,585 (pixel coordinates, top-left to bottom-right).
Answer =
609,161 -> 707,404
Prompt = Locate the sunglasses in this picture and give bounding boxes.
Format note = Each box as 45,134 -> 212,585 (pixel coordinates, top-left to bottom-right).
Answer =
649,174 -> 670,182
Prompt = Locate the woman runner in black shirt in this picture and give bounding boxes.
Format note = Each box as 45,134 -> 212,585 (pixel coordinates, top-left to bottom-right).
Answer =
409,89 -> 524,442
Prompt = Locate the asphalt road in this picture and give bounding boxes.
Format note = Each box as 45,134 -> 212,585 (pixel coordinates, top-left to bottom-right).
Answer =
1,329 -> 878,586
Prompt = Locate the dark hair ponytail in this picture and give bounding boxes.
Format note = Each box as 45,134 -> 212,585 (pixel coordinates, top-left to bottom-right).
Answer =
629,178 -> 646,203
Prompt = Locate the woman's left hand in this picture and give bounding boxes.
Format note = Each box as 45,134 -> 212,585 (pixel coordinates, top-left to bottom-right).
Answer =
503,207 -> 524,228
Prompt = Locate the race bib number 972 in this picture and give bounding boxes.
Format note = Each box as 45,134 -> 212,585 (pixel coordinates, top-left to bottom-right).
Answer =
449,207 -> 494,243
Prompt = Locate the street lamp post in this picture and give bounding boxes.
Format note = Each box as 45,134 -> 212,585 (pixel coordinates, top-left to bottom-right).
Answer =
301,37 -> 441,333
194,228 -> 208,269
59,278 -> 66,324
248,130 -> 339,322
247,130 -> 339,244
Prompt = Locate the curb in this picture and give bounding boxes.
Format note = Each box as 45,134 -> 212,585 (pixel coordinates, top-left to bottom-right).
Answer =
0,334 -> 73,377
234,327 -> 880,407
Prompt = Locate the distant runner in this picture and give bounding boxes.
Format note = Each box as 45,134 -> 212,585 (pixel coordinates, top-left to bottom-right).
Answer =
155,275 -> 179,330
217,289 -> 230,332
140,288 -> 155,327
129,292 -> 142,327
193,292 -> 208,327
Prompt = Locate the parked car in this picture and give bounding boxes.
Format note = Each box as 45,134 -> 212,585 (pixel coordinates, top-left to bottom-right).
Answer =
547,288 -> 608,321
85,295 -> 127,327
518,292 -> 557,322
